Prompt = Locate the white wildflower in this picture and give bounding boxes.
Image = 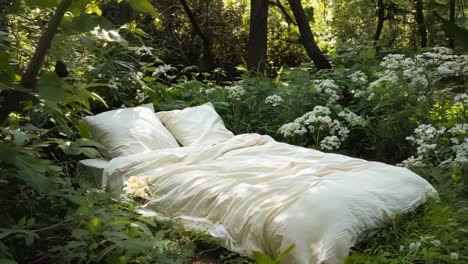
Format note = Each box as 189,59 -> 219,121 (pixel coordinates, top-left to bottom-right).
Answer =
135,46 -> 153,56
450,252 -> 459,260
320,136 -> 341,151
265,95 -> 283,106
349,70 -> 368,85
313,79 -> 341,104
408,241 -> 421,251
225,85 -> 245,101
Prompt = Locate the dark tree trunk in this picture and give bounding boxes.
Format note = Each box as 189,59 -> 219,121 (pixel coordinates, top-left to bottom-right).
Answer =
247,0 -> 269,74
269,0 -> 296,26
0,0 -> 72,125
413,0 -> 427,47
179,0 -> 215,71
374,0 -> 385,46
448,0 -> 455,48
287,0 -> 331,70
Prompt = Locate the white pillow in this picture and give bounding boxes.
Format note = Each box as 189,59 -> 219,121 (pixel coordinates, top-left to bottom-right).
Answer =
84,104 -> 179,159
157,102 -> 234,147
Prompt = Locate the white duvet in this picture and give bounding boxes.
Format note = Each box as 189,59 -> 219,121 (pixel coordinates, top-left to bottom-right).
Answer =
104,134 -> 436,264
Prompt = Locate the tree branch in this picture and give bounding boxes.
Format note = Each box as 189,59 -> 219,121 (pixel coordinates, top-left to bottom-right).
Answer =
178,0 -> 215,70
269,0 -> 297,25
20,0 -> 72,89
0,0 -> 72,125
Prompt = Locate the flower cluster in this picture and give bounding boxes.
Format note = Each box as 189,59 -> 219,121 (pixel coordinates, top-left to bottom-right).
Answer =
152,64 -> 176,79
348,70 -> 368,85
400,235 -> 459,260
399,123 -> 468,168
265,95 -> 283,106
123,176 -> 153,199
355,47 -> 467,101
312,79 -> 341,104
135,88 -> 148,103
279,106 -> 363,151
134,46 -> 153,56
225,85 -> 245,101
90,25 -> 125,43
399,124 -> 446,168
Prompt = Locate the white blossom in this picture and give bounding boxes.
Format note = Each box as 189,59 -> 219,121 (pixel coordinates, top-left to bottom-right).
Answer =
313,79 -> 341,104
265,95 -> 283,106
320,136 -> 341,151
225,85 -> 245,101
123,176 -> 152,199
349,70 -> 368,85
450,252 -> 459,260
408,241 -> 421,251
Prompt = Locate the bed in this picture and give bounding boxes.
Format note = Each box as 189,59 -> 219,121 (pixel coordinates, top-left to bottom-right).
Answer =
81,103 -> 436,264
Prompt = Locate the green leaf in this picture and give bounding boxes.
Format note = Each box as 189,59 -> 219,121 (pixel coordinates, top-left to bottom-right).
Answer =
0,143 -> 17,164
58,141 -> 82,155
37,72 -> 68,105
68,0 -> 93,16
25,0 -> 60,8
85,3 -> 103,16
304,7 -> 314,23
76,138 -> 105,149
254,252 -> 275,264
0,53 -> 14,84
87,217 -> 102,233
128,0 -> 157,16
275,244 -> 295,263
80,147 -> 100,158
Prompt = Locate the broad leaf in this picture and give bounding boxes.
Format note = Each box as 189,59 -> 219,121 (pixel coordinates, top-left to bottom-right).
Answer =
37,72 -> 68,105
128,0 -> 157,16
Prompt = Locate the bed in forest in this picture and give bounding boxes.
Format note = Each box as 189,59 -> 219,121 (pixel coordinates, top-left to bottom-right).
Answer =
79,102 -> 436,264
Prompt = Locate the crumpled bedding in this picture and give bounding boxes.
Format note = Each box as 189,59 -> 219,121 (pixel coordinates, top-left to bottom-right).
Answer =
104,133 -> 436,264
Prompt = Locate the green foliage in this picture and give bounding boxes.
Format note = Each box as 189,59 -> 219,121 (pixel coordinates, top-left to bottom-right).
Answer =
0,1 -> 467,263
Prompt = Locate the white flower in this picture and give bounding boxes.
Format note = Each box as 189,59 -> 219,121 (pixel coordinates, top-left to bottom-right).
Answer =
399,245 -> 405,252
90,25 -> 125,43
349,70 -> 368,85
265,95 -> 283,106
135,46 -> 153,56
449,124 -> 468,134
225,85 -> 245,101
135,89 -> 148,103
123,176 -> 152,199
209,223 -> 227,238
408,241 -> 421,251
430,240 -> 441,246
320,136 -> 341,151
450,252 -> 459,260
152,64 -> 175,78
313,79 -> 341,104
338,109 -> 364,126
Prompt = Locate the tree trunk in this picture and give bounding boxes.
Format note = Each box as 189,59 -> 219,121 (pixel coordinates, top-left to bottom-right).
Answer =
374,0 -> 385,46
413,0 -> 427,47
287,0 -> 331,70
247,0 -> 269,74
179,0 -> 215,71
448,0 -> 455,48
0,0 -> 72,125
